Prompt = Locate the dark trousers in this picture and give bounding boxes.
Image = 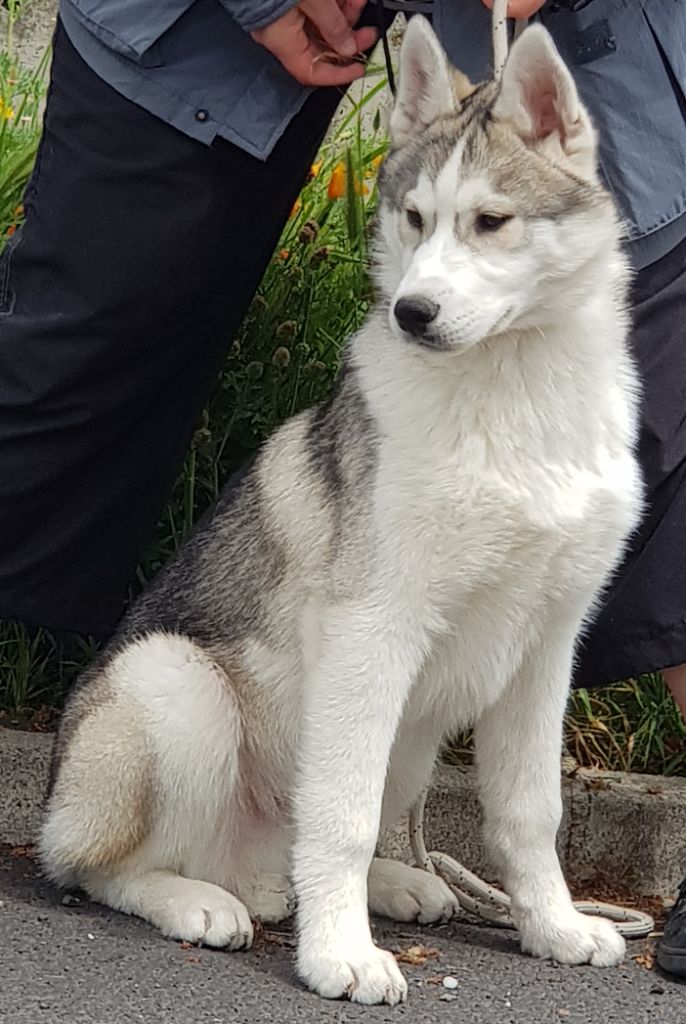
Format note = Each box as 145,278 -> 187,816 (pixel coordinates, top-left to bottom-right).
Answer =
575,234 -> 686,687
1,23 -> 685,685
0,22 -> 342,636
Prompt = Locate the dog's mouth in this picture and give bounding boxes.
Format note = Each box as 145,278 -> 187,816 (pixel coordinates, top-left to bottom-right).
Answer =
403,305 -> 515,351
406,331 -> 453,352
490,304 -> 515,336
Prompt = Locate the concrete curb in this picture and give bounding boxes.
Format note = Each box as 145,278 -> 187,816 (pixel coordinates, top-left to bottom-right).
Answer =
379,763 -> 686,900
2,727 -> 685,899
0,730 -> 53,847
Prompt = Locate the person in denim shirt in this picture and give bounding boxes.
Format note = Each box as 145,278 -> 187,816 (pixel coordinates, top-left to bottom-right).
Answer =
0,0 -> 684,975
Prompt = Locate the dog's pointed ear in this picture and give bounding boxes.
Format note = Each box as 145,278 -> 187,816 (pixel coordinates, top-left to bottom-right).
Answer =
491,25 -> 597,180
389,17 -> 464,149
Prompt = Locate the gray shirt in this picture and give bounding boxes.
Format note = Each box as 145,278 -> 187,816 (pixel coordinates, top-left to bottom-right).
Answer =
60,0 -> 686,269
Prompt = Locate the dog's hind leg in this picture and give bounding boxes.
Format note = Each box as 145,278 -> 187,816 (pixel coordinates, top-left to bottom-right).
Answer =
84,868 -> 254,948
40,633 -> 258,948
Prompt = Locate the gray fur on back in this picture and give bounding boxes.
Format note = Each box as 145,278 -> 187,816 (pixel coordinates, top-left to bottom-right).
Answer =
120,361 -> 378,651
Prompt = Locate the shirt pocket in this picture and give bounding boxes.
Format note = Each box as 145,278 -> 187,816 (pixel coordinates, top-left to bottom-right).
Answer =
539,0 -> 686,242
69,0 -> 197,66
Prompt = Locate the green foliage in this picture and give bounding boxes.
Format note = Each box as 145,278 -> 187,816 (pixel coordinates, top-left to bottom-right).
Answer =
565,676 -> 686,776
0,625 -> 97,712
445,675 -> 686,778
135,79 -> 388,583
0,71 -> 388,706
0,0 -> 47,248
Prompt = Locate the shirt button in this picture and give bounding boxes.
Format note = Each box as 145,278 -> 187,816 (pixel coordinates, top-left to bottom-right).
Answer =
195,109 -> 209,122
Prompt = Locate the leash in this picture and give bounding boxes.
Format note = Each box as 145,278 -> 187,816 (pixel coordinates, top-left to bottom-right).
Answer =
374,0 -> 397,95
373,0 -> 523,96
491,0 -> 512,79
384,0 -> 654,941
408,788 -> 655,939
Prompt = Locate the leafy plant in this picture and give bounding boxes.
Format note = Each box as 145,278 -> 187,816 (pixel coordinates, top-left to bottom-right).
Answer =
0,0 -> 47,246
0,67 -> 389,706
134,75 -> 389,583
565,676 -> 686,776
444,675 -> 686,778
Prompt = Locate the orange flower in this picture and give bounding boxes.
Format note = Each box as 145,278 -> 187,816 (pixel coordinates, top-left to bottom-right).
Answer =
327,162 -> 346,200
277,248 -> 290,261
6,225 -> 16,237
327,163 -> 369,199
310,160 -> 323,178
289,197 -> 302,220
365,154 -> 384,179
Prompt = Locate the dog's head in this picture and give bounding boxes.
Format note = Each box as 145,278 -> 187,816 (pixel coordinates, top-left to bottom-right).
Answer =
376,17 -> 619,352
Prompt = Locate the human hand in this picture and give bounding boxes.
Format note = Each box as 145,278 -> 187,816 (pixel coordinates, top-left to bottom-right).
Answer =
251,0 -> 378,86
481,0 -> 547,17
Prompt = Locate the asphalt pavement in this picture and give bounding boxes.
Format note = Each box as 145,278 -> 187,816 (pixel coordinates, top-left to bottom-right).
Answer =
1,847 -> 683,1024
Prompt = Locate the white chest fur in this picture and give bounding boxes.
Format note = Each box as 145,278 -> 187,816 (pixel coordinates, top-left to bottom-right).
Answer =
356,312 -> 642,729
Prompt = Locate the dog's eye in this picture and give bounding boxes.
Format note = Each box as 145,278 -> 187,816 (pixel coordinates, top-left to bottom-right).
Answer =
406,208 -> 423,231
476,212 -> 512,232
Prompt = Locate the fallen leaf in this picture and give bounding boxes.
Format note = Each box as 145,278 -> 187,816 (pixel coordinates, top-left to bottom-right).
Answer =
584,778 -> 611,792
632,942 -> 656,970
9,845 -> 36,859
394,945 -> 440,966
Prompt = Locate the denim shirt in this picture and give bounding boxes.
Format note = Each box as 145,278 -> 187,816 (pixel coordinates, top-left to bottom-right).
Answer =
59,0 -> 686,269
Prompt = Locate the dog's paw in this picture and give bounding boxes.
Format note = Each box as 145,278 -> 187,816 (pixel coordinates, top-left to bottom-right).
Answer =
153,880 -> 254,950
520,910 -> 625,967
368,858 -> 459,924
241,874 -> 292,924
298,943 -> 408,1004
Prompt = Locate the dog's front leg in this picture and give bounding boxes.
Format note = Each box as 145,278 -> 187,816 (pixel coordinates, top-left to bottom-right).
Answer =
474,618 -> 626,968
293,600 -> 425,1005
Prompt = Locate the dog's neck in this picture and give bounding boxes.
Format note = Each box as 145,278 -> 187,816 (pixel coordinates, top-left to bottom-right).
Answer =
351,259 -> 633,471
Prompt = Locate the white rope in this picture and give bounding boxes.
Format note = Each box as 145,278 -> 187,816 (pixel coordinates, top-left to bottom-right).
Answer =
409,788 -> 655,939
492,0 -> 529,79
491,0 -> 512,81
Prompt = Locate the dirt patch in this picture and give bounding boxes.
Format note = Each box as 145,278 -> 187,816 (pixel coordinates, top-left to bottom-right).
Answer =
568,870 -> 669,928
0,705 -> 59,733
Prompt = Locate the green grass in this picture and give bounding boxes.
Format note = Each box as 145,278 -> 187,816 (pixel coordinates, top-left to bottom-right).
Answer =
0,626 -> 97,713
565,675 -> 686,776
0,0 -> 46,248
444,675 -> 686,778
0,29 -> 684,777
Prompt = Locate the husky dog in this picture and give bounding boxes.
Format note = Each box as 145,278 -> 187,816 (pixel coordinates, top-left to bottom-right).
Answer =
41,17 -> 641,1006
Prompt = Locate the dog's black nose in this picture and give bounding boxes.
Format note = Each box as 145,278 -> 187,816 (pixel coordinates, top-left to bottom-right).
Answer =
394,295 -> 439,337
